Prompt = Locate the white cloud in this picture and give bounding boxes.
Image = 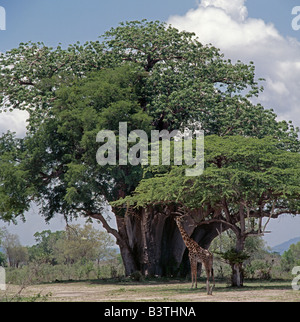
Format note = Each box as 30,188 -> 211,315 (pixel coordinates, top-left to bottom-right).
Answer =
168,0 -> 300,127
266,78 -> 289,96
0,110 -> 28,137
201,0 -> 248,22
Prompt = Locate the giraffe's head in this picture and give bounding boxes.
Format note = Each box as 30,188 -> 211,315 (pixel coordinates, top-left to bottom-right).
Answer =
174,215 -> 185,226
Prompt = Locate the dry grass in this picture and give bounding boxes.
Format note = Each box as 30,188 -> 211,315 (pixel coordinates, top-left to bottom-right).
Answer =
1,279 -> 299,302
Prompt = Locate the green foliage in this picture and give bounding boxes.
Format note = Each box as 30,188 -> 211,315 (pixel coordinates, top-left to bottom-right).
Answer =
0,228 -> 28,267
130,270 -> 144,282
0,40 -> 104,120
0,133 -> 32,222
210,231 -> 281,280
0,65 -> 152,222
281,241 -> 300,271
221,249 -> 250,265
28,224 -> 116,265
3,224 -> 123,284
102,20 -> 299,141
0,251 -> 6,266
124,135 -> 300,212
245,260 -> 273,280
5,260 -> 124,284
0,20 -> 299,225
53,224 -> 116,265
28,230 -> 64,264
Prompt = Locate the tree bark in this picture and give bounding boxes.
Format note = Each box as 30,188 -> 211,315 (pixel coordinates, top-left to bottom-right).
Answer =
90,210 -> 139,276
115,215 -> 139,276
231,233 -> 246,287
231,262 -> 244,287
109,205 -> 224,277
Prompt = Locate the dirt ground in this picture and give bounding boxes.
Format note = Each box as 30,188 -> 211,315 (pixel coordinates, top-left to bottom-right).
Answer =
1,280 -> 300,302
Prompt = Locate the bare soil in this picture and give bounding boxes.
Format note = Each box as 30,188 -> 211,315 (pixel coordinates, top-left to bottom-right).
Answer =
1,279 -> 300,302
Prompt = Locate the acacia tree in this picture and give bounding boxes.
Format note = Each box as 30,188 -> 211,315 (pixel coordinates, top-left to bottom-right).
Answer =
53,224 -> 115,265
0,228 -> 28,267
0,20 -> 299,276
28,225 -> 115,266
124,136 -> 300,284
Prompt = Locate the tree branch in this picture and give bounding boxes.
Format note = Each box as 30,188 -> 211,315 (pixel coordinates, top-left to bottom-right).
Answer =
18,79 -> 35,86
197,218 -> 239,234
88,212 -> 122,243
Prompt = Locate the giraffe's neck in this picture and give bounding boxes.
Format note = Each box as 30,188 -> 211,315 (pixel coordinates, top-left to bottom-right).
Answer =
177,222 -> 194,249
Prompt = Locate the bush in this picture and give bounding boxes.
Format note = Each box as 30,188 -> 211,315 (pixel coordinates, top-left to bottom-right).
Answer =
130,271 -> 144,282
0,252 -> 7,266
245,260 -> 272,280
281,242 -> 300,272
5,260 -> 125,285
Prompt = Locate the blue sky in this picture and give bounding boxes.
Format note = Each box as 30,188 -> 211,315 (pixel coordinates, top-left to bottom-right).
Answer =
0,0 -> 299,51
1,0 -> 300,247
0,0 -> 198,50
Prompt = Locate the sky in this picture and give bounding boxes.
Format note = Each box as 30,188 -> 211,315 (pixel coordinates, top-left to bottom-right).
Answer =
0,0 -> 300,247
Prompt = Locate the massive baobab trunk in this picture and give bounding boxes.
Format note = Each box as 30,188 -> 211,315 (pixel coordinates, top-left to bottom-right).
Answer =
113,205 -> 223,277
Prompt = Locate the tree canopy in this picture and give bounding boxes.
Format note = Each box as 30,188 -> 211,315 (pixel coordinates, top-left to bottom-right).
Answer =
123,135 -> 300,231
1,20 -> 298,222
126,135 -> 300,210
1,20 -> 298,139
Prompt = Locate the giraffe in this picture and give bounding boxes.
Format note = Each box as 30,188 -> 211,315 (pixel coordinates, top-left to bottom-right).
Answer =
175,216 -> 215,295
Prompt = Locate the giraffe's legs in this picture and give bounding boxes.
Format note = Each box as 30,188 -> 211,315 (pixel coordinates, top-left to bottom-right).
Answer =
190,258 -> 197,289
194,263 -> 198,289
205,266 -> 214,295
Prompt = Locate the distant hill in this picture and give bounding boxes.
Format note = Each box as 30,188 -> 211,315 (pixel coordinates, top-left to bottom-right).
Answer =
271,237 -> 300,255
